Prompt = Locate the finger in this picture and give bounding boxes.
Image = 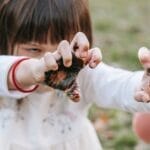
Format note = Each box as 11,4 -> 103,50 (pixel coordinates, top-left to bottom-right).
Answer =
57,40 -> 72,67
44,52 -> 58,71
138,47 -> 150,69
29,52 -> 59,83
134,91 -> 150,103
88,47 -> 102,68
70,32 -> 89,59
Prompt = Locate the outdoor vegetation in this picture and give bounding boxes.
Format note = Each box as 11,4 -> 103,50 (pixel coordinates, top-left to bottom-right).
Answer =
88,0 -> 150,149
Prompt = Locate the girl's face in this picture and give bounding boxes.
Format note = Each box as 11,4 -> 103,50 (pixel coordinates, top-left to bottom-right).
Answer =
13,42 -> 58,58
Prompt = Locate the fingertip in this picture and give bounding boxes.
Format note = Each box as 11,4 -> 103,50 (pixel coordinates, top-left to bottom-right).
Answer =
63,51 -> 72,67
92,47 -> 103,61
138,47 -> 149,59
64,59 -> 72,67
138,47 -> 150,69
44,52 -> 59,71
139,47 -> 149,52
51,64 -> 58,71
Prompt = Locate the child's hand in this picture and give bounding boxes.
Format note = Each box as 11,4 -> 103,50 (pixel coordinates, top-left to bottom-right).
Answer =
31,32 -> 102,85
70,32 -> 102,68
43,32 -> 102,101
134,47 -> 150,102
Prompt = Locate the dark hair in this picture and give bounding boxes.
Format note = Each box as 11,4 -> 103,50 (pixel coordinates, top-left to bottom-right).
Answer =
0,0 -> 93,54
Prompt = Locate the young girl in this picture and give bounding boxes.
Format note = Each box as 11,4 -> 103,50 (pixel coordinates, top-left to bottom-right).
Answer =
0,0 -> 150,150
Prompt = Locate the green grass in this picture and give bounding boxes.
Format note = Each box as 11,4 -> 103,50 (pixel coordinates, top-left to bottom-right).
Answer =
89,0 -> 150,70
88,0 -> 150,149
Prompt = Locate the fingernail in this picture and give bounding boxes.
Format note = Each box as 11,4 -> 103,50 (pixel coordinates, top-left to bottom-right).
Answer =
64,60 -> 72,67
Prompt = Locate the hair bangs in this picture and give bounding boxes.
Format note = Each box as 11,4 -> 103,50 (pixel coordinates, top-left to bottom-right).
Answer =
14,0 -> 80,45
0,0 -> 92,54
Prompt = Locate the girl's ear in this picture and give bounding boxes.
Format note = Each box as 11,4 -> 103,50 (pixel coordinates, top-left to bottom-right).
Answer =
138,47 -> 150,69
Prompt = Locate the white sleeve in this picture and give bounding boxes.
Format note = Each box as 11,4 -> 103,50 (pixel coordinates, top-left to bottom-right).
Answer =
78,62 -> 150,112
0,56 -> 30,98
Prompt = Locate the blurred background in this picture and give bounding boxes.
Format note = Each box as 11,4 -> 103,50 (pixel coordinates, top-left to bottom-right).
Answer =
88,0 -> 150,149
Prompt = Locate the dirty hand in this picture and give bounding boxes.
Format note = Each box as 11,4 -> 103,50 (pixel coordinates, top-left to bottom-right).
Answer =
134,47 -> 150,102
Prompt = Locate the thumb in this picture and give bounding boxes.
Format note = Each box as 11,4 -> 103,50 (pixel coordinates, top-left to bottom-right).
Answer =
30,58 -> 48,83
138,47 -> 150,69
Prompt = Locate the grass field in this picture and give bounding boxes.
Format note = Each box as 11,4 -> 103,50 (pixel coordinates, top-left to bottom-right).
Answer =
88,0 -> 150,149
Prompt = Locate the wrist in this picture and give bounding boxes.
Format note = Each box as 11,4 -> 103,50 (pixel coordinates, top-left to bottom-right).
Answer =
9,58 -> 39,93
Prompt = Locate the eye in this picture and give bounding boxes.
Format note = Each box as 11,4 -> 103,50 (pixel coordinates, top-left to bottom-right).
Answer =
25,48 -> 42,53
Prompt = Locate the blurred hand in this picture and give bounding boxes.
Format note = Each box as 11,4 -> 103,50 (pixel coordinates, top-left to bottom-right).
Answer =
70,32 -> 102,68
134,47 -> 150,102
30,32 -> 102,84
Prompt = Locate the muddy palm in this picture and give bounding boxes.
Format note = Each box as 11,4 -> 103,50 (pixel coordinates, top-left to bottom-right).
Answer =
44,52 -> 84,102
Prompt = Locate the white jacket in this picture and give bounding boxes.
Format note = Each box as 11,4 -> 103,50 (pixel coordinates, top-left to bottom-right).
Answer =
0,56 -> 149,149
